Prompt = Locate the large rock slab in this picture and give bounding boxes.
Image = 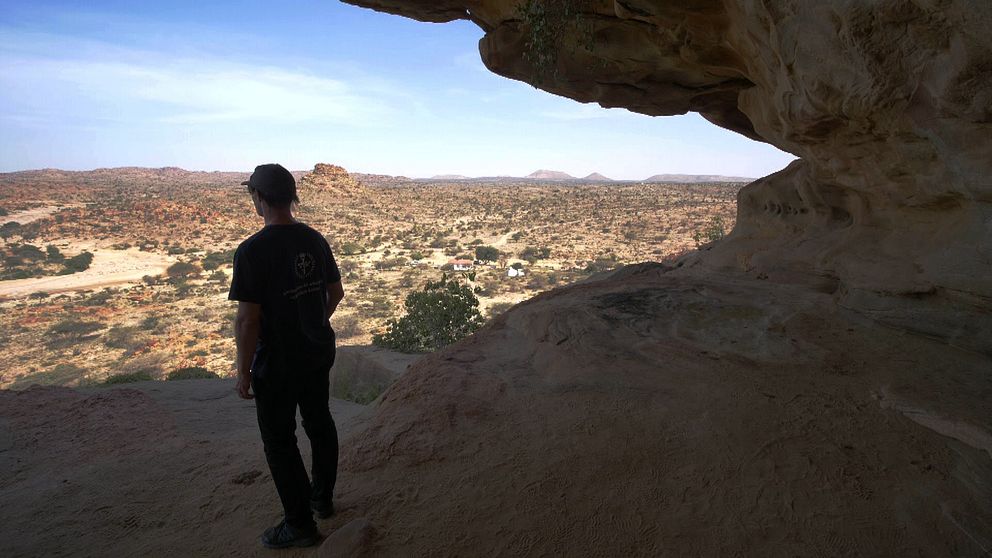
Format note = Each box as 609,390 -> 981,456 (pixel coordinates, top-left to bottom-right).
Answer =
327,2 -> 992,555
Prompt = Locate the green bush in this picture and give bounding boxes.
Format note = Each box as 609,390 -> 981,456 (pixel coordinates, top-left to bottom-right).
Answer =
167,367 -> 219,380
103,325 -> 142,349
12,244 -> 45,261
374,256 -> 408,270
520,246 -> 551,263
0,221 -> 21,239
60,251 -> 94,274
166,261 -> 200,278
46,245 -> 64,262
102,371 -> 154,385
373,274 -> 483,353
340,241 -> 364,255
693,216 -> 727,245
585,255 -> 618,274
475,245 -> 500,262
48,318 -> 103,337
201,249 -> 234,271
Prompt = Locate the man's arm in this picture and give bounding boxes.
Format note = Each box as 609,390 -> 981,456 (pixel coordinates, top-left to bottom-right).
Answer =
326,280 -> 344,321
234,301 -> 261,399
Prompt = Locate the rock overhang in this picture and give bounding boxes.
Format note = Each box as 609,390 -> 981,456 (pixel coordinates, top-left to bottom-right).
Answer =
342,0 -> 992,313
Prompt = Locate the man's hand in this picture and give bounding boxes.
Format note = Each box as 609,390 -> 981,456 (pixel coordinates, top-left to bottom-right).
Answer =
236,373 -> 254,399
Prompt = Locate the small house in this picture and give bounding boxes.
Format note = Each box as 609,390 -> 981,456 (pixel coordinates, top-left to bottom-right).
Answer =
449,259 -> 474,271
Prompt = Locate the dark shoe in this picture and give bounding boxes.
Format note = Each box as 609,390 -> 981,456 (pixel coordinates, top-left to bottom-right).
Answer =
311,499 -> 335,519
260,520 -> 319,549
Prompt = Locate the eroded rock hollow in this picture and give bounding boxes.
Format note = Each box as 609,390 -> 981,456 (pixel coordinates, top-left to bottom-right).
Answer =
332,1 -> 991,555
349,0 -> 991,319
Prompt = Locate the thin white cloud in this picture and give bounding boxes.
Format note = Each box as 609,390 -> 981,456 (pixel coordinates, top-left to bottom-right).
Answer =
0,31 -> 405,128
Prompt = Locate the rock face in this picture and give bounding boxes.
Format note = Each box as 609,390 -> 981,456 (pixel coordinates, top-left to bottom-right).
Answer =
333,1 -> 992,556
344,0 -> 991,314
299,163 -> 363,194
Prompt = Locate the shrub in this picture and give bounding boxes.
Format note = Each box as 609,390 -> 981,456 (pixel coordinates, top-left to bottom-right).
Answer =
167,367 -> 219,380
475,245 -> 500,262
333,314 -> 362,339
12,244 -> 45,261
80,289 -> 114,307
373,275 -> 483,353
201,249 -> 234,271
166,261 -> 200,278
103,325 -> 142,349
102,371 -> 154,385
46,244 -> 64,262
0,221 -> 21,240
60,251 -> 94,274
693,216 -> 727,246
585,255 -> 618,274
340,241 -> 364,255
48,318 -> 102,337
374,257 -> 408,270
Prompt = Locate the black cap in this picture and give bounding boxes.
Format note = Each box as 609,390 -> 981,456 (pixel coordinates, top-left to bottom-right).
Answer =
241,163 -> 296,200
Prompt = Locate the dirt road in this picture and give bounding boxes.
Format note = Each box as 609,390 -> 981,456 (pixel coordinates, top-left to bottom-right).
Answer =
0,247 -> 175,299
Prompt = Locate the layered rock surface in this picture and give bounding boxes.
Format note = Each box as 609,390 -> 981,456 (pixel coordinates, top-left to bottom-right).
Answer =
346,0 -> 991,310
332,0 -> 992,555
299,163 -> 364,195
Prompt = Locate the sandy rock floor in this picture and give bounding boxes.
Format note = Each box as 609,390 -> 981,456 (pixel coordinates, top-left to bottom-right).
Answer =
1,266 -> 990,557
0,379 -> 369,558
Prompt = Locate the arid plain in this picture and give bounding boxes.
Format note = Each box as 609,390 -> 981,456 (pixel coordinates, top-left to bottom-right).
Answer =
0,164 -> 738,393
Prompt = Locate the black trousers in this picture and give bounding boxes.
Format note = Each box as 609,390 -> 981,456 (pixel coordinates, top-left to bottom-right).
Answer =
252,359 -> 339,530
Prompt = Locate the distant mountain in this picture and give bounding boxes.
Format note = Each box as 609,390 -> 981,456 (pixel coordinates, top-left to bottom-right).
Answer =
644,174 -> 753,183
527,169 -> 575,180
430,174 -> 470,180
583,172 -> 612,181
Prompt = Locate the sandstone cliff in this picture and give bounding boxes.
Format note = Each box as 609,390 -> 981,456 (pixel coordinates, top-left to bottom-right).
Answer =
299,163 -> 364,195
346,0 -> 992,323
332,1 -> 991,555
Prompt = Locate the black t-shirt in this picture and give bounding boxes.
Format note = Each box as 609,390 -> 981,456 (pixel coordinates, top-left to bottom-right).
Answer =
228,222 -> 341,375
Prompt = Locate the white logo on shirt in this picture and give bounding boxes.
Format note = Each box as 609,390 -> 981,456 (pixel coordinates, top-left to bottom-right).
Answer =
295,252 -> 315,279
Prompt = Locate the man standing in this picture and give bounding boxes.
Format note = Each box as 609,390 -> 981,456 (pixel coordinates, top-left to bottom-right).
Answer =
229,163 -> 345,548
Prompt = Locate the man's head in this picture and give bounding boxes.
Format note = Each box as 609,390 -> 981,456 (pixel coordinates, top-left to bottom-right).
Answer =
241,163 -> 299,211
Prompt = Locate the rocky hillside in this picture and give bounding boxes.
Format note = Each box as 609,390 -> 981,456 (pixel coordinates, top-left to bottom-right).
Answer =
298,163 -> 364,195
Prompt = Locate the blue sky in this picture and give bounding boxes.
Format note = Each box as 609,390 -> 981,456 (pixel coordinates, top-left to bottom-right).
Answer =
0,0 -> 796,179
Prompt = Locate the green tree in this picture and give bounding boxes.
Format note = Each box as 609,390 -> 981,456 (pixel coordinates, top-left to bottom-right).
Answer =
1,221 -> 21,240
475,245 -> 500,263
339,241 -> 364,255
166,261 -> 200,278
520,246 -> 552,263
46,244 -> 64,262
373,275 -> 484,353
60,251 -> 94,274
